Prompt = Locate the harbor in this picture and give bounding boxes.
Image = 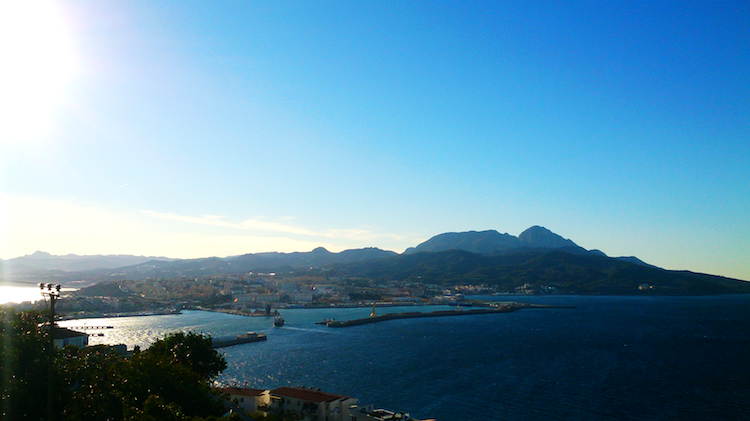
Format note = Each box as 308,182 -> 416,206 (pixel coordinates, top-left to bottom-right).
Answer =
51,296 -> 750,420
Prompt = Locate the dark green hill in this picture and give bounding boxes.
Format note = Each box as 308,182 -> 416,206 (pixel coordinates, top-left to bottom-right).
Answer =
331,249 -> 750,295
77,281 -> 129,297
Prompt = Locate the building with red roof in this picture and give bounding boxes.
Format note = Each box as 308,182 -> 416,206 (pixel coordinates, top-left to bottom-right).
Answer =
269,386 -> 358,421
217,387 -> 269,415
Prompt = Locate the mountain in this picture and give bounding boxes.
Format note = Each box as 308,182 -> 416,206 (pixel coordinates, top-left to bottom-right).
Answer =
226,247 -> 397,271
0,247 -> 397,283
404,230 -> 521,254
615,256 -> 658,268
0,251 -> 174,274
518,226 -> 580,249
226,247 -> 396,271
405,226 -> 586,255
41,247 -> 399,282
3,226 -> 747,295
330,248 -> 750,295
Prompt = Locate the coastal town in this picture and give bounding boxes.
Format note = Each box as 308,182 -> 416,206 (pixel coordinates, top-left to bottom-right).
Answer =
0,272 -> 567,421
4,271 -> 558,320
12,310 -> 436,421
5,278 -> 446,421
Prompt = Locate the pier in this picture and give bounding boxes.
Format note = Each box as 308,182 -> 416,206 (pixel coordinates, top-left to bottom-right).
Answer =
320,303 -> 574,327
69,325 -> 114,330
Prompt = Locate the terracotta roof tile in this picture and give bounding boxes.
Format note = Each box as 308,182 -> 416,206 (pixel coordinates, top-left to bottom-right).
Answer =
219,387 -> 266,397
270,387 -> 351,403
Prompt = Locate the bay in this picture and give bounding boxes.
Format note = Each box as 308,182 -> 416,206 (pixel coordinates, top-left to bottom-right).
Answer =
59,295 -> 750,420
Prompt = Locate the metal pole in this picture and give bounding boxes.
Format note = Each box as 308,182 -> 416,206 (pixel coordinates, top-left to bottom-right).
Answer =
48,292 -> 55,421
40,284 -> 59,421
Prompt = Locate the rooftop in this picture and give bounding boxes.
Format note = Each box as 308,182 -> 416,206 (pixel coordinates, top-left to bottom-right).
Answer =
52,327 -> 88,339
219,387 -> 266,397
270,386 -> 352,403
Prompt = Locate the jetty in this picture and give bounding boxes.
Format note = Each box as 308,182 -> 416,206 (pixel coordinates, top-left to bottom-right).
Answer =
320,302 -> 574,328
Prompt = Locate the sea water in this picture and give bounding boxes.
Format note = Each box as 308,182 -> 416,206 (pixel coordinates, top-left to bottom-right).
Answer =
58,295 -> 750,420
0,285 -> 45,304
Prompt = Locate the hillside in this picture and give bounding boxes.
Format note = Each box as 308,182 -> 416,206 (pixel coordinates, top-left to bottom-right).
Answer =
2,226 -> 747,295
330,249 -> 750,295
0,251 -> 174,274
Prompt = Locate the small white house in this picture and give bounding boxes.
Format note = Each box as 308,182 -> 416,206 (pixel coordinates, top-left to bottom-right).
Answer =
52,327 -> 88,349
218,387 -> 269,415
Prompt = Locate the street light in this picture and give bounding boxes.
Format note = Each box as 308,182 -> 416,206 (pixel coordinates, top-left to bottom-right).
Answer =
40,283 -> 61,421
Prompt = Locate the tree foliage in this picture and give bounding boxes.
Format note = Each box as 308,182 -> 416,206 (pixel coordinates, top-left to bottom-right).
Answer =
145,332 -> 226,380
1,309 -> 227,421
0,310 -> 63,420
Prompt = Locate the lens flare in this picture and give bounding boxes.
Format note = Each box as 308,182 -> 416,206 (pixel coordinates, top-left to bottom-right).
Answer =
0,0 -> 77,142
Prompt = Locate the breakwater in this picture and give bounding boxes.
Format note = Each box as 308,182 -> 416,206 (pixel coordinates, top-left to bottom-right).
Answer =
320,302 -> 573,327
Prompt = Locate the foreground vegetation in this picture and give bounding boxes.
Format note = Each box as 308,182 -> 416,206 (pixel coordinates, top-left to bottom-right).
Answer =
0,309 -> 231,421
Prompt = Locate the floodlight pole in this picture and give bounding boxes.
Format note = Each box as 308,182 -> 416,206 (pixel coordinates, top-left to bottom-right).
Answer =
40,283 -> 61,421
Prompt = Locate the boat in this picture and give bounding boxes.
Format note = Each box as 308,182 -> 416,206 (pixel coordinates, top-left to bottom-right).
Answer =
212,332 -> 267,349
273,316 -> 285,327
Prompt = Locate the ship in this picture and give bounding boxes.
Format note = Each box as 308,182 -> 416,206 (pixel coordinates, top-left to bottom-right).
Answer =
273,316 -> 285,327
211,332 -> 267,349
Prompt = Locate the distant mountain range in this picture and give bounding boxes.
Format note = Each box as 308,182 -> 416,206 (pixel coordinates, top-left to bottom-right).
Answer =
0,251 -> 174,275
0,247 -> 397,282
1,226 -> 748,295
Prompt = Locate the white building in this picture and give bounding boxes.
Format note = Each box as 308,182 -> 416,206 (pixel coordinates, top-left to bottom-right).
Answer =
218,387 -> 269,415
52,327 -> 88,348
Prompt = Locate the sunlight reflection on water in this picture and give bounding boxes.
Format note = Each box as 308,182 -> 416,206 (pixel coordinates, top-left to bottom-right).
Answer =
0,286 -> 44,304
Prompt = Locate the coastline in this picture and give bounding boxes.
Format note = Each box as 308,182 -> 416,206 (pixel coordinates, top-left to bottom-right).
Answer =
57,308 -> 182,321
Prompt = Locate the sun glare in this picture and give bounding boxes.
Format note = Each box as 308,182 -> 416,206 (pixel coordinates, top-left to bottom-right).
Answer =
0,0 -> 77,142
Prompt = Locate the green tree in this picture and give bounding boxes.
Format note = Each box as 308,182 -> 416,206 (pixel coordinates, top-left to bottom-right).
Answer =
57,345 -> 126,421
2,309 -> 228,421
144,332 -> 226,380
0,309 -> 65,421
119,343 -> 224,418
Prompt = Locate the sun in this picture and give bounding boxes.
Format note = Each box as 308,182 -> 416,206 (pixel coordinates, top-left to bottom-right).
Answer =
0,0 -> 77,142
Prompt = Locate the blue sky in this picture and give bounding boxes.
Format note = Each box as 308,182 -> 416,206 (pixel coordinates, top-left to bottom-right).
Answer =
1,1 -> 748,280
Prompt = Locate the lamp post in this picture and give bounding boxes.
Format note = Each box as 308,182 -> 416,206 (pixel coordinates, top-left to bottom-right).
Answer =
40,283 -> 61,421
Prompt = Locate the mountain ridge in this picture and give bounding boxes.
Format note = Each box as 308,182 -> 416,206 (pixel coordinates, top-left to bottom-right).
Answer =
405,226 -> 587,255
1,226 -> 747,294
330,248 -> 750,295
1,252 -> 175,274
